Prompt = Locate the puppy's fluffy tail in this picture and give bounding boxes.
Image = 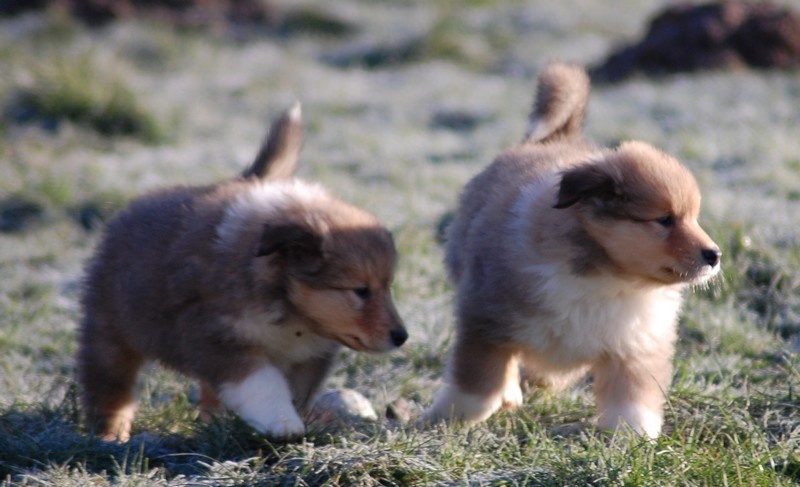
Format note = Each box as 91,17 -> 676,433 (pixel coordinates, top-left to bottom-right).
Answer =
242,102 -> 303,181
524,63 -> 590,144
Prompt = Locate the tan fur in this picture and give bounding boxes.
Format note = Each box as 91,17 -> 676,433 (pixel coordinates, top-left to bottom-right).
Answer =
424,63 -> 720,437
78,104 -> 407,442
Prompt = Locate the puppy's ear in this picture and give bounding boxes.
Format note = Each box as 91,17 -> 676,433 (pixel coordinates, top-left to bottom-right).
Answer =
554,163 -> 619,209
256,222 -> 324,274
242,102 -> 303,181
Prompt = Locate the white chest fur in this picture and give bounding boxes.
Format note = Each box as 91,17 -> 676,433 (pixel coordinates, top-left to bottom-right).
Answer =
515,263 -> 684,366
228,310 -> 338,367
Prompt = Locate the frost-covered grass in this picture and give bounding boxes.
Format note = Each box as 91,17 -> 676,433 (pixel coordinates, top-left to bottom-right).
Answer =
1,0 -> 799,485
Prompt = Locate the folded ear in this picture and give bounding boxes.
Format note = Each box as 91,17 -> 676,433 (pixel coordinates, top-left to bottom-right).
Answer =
242,102 -> 303,181
256,222 -> 324,274
553,163 -> 619,209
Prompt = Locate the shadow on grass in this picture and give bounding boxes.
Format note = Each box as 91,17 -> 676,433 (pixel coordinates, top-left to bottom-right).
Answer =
0,401 -> 392,483
0,406 -> 123,480
0,405 -> 280,482
0,193 -> 126,235
0,196 -> 44,233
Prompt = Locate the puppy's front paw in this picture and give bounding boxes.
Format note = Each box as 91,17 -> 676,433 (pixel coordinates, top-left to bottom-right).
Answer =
421,384 -> 502,425
253,410 -> 306,440
595,402 -> 662,439
219,364 -> 307,440
500,381 -> 523,410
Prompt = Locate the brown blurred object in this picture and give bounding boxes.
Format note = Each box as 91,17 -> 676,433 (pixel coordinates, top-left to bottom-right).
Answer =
591,1 -> 800,82
384,397 -> 415,424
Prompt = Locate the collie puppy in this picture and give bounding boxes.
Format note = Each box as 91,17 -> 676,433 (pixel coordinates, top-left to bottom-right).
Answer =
78,104 -> 407,442
423,63 -> 720,437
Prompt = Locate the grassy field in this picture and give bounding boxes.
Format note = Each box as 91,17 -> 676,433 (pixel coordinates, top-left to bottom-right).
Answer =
1,0 -> 799,485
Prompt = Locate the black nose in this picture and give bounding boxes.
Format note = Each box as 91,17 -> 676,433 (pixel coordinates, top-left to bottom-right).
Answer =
701,248 -> 721,267
390,328 -> 408,347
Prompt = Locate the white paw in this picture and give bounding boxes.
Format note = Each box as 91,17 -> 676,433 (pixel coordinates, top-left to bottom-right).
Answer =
219,364 -> 307,439
251,409 -> 306,439
500,381 -> 523,410
422,384 -> 502,425
596,403 -> 662,438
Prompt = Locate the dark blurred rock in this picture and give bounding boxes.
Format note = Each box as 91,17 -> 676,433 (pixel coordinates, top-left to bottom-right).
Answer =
0,0 -> 51,16
277,7 -> 355,38
0,0 -> 356,38
591,1 -> 800,82
435,211 -> 454,245
0,197 -> 44,233
324,36 -> 424,70
430,110 -> 488,132
70,201 -> 111,231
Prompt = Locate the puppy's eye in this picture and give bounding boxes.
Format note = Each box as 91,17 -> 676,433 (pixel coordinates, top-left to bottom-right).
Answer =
353,287 -> 371,300
656,215 -> 675,228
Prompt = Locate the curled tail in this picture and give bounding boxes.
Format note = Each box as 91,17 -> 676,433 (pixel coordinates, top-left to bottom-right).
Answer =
524,63 -> 590,144
242,102 -> 303,181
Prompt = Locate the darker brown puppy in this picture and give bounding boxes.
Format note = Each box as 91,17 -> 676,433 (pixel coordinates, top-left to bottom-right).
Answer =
78,104 -> 407,442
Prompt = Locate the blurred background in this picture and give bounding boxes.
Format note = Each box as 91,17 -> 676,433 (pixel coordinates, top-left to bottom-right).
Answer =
1,1 -> 799,484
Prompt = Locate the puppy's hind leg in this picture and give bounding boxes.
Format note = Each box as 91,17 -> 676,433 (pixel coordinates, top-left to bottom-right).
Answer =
198,381 -> 223,422
423,334 -> 521,425
78,320 -> 144,442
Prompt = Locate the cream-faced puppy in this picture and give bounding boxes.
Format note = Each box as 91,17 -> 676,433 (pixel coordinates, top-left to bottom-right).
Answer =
423,63 -> 720,437
78,104 -> 407,442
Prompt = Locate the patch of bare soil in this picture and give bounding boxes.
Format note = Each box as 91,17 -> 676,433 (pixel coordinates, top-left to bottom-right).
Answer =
591,1 -> 800,82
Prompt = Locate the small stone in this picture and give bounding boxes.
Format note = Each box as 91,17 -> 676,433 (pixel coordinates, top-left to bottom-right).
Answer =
385,397 -> 414,424
307,388 -> 377,427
